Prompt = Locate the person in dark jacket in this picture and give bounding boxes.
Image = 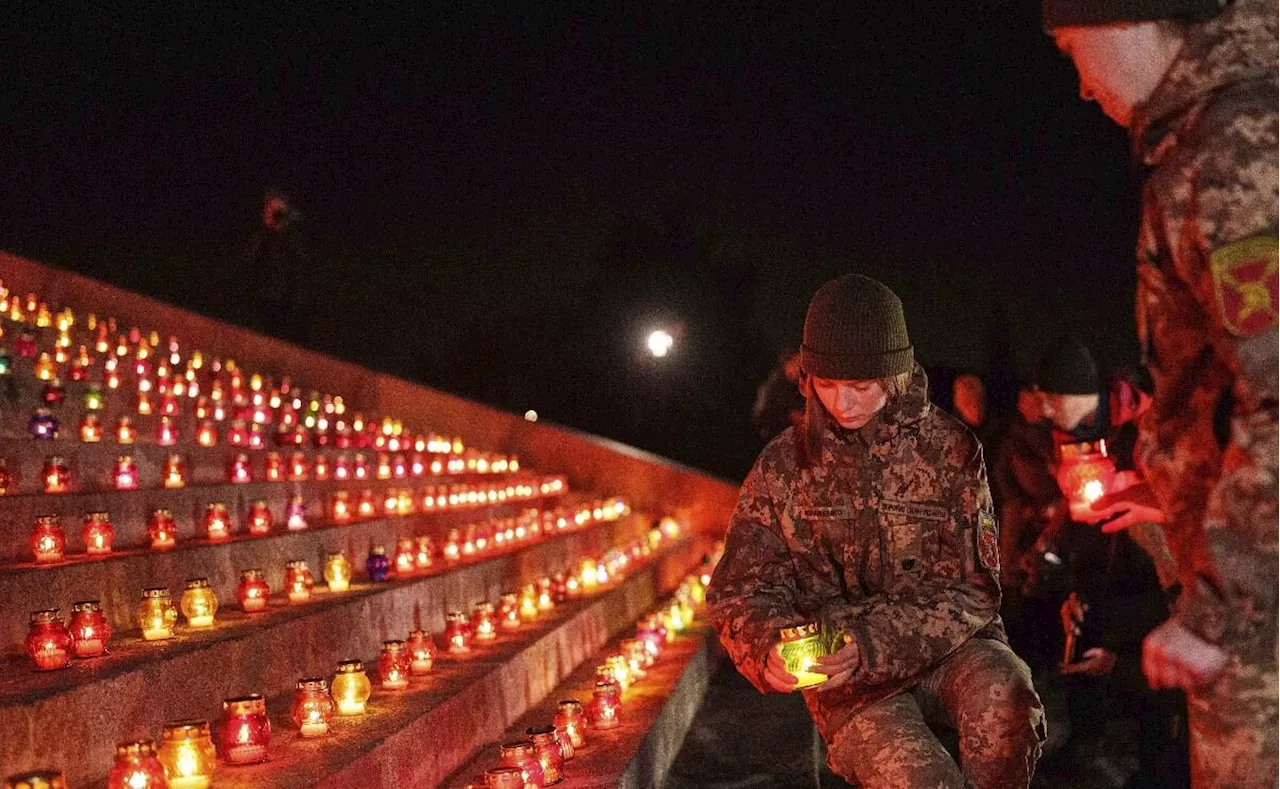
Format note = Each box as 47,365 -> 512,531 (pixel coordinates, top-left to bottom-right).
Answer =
751,347 -> 805,442
1036,337 -> 1187,788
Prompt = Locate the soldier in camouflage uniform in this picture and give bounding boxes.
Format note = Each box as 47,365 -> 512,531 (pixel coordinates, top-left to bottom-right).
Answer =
1047,0 -> 1278,785
707,275 -> 1045,788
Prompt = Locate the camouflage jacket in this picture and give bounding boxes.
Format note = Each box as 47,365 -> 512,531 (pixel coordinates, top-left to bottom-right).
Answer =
707,365 -> 1005,738
1130,0 -> 1278,661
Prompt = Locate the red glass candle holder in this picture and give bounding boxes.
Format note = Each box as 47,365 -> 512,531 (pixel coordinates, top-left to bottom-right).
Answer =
228,453 -> 251,484
79,414 -> 104,443
40,457 -> 70,494
31,515 -> 66,563
263,452 -> 283,483
106,741 -> 167,789
156,417 -> 178,446
196,420 -> 217,447
218,694 -> 270,765
312,454 -> 330,480
587,681 -> 622,729
554,699 -> 587,750
330,490 -> 352,523
111,455 -> 139,491
227,420 -> 248,446
26,609 -> 72,670
353,454 -> 369,480
247,499 -> 272,535
82,512 -> 115,555
444,611 -> 473,654
443,529 -> 462,563
498,741 -> 545,788
379,640 -> 411,689
499,593 -> 521,631
414,536 -> 435,570
205,503 -> 231,542
237,569 -> 270,613
407,629 -> 437,675
333,454 -> 351,480
163,454 -> 186,489
113,416 -> 136,445
291,678 -> 336,737
527,724 -> 566,781
69,600 -> 111,658
147,509 -> 178,550
393,537 -> 416,576
288,452 -> 309,482
284,560 -> 315,603
473,602 -> 498,642
1057,440 -> 1119,521
285,494 -> 308,532
483,768 -> 526,789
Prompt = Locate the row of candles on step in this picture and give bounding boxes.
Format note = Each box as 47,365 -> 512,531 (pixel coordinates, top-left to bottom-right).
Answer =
24,480 -> 586,567
7,551 -> 700,789
0,283 -> 479,460
14,449 -> 529,497
460,577 -> 705,788
22,515 -> 674,670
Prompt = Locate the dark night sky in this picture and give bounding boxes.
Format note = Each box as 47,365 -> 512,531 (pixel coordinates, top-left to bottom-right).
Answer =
1,4 -> 1145,479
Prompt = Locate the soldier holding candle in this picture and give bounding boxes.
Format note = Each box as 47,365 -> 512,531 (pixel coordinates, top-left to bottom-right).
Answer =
1046,0 -> 1277,784
1033,338 -> 1188,785
708,275 -> 1044,788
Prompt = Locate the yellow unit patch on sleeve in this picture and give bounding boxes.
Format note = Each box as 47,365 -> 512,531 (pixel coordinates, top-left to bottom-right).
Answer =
1211,235 -> 1278,337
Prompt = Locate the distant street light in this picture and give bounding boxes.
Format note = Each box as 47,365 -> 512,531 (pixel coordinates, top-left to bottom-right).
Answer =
524,410 -> 538,422
647,329 -> 674,358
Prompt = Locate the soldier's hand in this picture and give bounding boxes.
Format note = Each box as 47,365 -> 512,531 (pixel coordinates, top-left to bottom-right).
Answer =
813,637 -> 860,689
764,643 -> 800,692
1089,472 -> 1166,533
1143,619 -> 1229,691
1061,647 -> 1117,677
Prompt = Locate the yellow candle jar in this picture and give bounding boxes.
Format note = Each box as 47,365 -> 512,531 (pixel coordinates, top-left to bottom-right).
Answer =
156,720 -> 217,789
4,772 -> 66,789
332,659 -> 372,715
137,588 -> 179,641
179,578 -> 218,628
324,551 -> 352,592
778,623 -> 831,689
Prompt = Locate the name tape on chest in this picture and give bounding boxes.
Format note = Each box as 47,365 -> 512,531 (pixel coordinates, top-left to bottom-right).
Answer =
880,499 -> 949,522
792,505 -> 857,520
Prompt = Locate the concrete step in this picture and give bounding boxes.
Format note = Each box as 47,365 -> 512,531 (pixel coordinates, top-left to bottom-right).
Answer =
444,618 -> 715,789
0,512 -> 679,785
92,534 -> 706,788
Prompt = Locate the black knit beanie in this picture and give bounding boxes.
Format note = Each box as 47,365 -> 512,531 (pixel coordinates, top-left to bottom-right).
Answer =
1035,336 -> 1099,395
801,275 -> 914,380
1043,0 -> 1228,28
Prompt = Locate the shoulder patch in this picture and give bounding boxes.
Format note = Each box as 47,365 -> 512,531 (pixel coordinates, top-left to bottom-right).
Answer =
1211,235 -> 1278,337
977,510 -> 999,572
880,499 -> 949,522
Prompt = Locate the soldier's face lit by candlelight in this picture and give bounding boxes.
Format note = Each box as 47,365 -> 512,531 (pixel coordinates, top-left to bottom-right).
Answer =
811,377 -> 887,430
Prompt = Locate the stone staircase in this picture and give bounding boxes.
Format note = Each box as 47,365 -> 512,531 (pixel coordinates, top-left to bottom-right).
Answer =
0,251 -> 736,788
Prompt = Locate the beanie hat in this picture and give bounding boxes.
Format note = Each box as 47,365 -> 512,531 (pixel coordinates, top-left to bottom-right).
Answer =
1035,336 -> 1099,395
801,275 -> 914,380
1043,0 -> 1228,28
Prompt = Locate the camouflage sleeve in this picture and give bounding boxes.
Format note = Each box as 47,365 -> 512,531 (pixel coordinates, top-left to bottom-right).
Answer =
1145,97 -> 1279,653
705,457 -> 802,693
822,442 -> 1001,685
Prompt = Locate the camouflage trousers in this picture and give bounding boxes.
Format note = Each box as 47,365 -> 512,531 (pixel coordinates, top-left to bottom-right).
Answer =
1187,654 -> 1278,788
826,638 -> 1045,789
